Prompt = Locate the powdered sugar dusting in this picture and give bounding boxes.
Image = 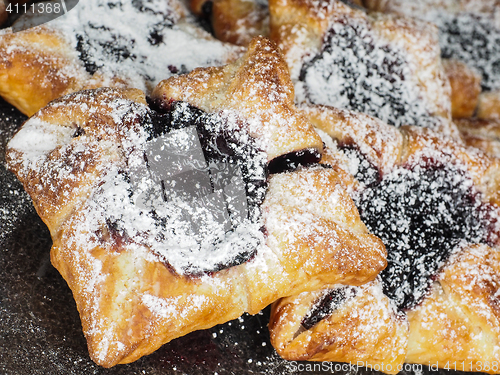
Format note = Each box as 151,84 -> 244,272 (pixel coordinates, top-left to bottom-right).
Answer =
437,13 -> 500,92
295,11 -> 447,129
6,0 -> 242,94
365,1 -> 500,92
143,293 -> 210,320
7,118 -> 75,171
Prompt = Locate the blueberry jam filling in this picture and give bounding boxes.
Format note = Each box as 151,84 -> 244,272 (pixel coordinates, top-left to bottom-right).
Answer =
113,101 -> 271,275
437,13 -> 500,92
76,27 -> 138,75
339,145 -> 380,187
267,149 -> 321,175
301,286 -> 358,330
148,101 -> 269,220
99,98 -> 324,276
356,163 -> 491,310
299,18 -> 438,129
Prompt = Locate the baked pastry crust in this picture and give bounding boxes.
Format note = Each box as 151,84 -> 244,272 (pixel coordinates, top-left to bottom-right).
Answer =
362,0 -> 500,102
406,244 -> 500,373
269,0 -> 454,135
442,59 -> 482,119
190,0 -> 269,46
6,38 -> 386,367
269,103 -> 500,372
478,91 -> 500,120
269,278 -> 409,374
455,117 -> 500,158
307,103 -> 500,215
0,0 -> 243,116
152,37 -> 323,161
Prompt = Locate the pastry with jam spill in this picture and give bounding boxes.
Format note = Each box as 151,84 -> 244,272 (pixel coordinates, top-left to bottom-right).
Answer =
362,0 -> 500,121
270,104 -> 500,373
0,0 -> 244,117
5,37 -> 387,368
269,0 -> 455,135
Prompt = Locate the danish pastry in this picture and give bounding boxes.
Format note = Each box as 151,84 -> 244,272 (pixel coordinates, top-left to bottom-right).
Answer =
269,278 -> 409,374
269,104 -> 500,372
6,37 -> 386,367
0,0 -> 243,116
269,0 -> 454,134
362,0 -> 500,120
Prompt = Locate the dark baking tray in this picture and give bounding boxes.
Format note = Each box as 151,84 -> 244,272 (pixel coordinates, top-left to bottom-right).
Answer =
0,97 -> 474,375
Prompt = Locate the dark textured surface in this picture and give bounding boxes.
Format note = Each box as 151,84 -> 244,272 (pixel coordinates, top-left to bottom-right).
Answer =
357,164 -> 489,310
0,97 -> 476,375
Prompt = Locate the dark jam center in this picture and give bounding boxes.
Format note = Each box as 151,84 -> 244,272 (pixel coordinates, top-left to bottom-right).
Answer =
267,149 -> 322,175
128,101 -> 269,275
148,100 -> 269,219
356,163 -> 489,310
301,286 -> 357,330
113,100 -> 322,276
299,17 -> 437,128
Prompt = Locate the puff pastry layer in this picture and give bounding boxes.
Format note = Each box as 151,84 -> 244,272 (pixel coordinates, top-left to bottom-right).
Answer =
269,104 -> 500,373
6,38 -> 386,367
269,0 -> 454,134
0,0 -> 243,116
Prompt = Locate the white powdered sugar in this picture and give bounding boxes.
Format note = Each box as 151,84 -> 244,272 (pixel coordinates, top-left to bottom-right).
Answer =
296,13 -> 443,129
76,163 -> 264,274
367,1 -> 500,92
142,293 -> 210,320
436,13 -> 500,92
8,92 -> 267,276
6,118 -> 75,170
8,0 -> 242,93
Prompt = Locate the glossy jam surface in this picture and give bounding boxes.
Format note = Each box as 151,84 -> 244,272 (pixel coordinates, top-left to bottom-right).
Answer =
301,286 -> 358,330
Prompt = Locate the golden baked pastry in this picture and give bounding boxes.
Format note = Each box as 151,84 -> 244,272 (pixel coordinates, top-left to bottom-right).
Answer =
478,91 -> 500,120
190,0 -> 269,46
455,117 -> 500,158
406,243 -> 500,372
0,0 -> 243,116
6,37 -> 386,367
269,103 -> 500,373
442,58 -> 482,119
269,278 -> 409,374
269,0 -> 454,135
